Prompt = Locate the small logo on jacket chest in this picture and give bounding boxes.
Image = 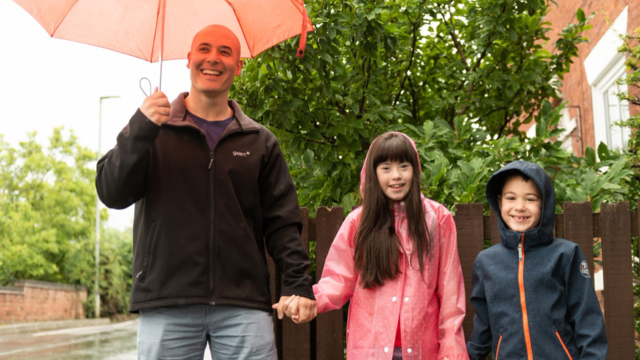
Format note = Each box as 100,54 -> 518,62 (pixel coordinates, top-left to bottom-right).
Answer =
579,260 -> 590,278
233,151 -> 250,157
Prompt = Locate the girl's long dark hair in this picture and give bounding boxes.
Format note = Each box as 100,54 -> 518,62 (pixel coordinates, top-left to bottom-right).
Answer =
354,132 -> 431,289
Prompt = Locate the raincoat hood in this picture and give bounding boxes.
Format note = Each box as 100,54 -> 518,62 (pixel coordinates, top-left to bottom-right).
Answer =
360,132 -> 421,199
485,160 -> 555,250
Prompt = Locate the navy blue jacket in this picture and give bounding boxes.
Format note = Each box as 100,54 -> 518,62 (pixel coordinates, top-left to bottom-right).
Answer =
466,161 -> 607,359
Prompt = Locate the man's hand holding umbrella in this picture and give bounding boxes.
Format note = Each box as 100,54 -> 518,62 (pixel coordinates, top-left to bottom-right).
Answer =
140,88 -> 171,126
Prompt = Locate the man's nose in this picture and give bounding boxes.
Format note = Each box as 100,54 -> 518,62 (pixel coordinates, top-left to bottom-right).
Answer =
206,51 -> 220,63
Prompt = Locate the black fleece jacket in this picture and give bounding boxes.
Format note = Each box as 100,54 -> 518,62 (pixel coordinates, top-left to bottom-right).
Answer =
96,93 -> 314,313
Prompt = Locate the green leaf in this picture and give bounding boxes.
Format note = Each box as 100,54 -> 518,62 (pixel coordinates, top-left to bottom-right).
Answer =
576,8 -> 586,22
584,147 -> 596,166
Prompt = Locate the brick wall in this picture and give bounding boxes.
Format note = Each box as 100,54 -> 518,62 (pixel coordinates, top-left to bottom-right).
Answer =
542,1 -> 640,155
0,280 -> 87,324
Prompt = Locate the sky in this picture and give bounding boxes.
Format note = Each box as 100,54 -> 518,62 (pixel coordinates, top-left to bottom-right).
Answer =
0,1 -> 194,230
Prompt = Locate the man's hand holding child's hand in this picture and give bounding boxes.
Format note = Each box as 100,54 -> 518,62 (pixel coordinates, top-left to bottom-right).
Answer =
272,295 -> 317,324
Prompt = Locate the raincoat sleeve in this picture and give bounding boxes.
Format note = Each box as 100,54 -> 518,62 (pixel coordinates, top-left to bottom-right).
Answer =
466,255 -> 492,360
435,206 -> 470,360
312,211 -> 360,313
96,109 -> 159,209
564,244 -> 607,359
260,137 -> 314,300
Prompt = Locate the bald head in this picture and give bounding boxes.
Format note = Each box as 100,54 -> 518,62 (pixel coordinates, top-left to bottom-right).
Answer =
191,25 -> 241,60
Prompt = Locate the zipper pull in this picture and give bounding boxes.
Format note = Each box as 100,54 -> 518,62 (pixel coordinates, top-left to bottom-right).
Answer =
518,240 -> 523,261
208,152 -> 214,169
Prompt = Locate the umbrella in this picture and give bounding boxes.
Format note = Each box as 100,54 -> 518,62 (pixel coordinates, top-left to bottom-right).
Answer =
12,0 -> 313,88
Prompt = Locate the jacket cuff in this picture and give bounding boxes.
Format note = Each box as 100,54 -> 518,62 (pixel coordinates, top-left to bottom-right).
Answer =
280,284 -> 316,300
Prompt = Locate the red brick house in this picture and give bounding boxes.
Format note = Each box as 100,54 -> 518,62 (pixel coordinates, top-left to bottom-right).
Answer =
532,1 -> 639,156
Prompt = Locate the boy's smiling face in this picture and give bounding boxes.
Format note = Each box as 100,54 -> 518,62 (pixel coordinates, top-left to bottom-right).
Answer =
498,175 -> 542,232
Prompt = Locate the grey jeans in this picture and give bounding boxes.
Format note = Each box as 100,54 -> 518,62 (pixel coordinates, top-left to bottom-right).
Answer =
137,305 -> 277,360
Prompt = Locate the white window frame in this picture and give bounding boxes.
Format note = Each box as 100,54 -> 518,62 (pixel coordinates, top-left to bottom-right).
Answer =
584,7 -> 630,153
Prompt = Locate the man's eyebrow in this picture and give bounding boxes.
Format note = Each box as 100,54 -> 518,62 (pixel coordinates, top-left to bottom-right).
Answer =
219,45 -> 234,52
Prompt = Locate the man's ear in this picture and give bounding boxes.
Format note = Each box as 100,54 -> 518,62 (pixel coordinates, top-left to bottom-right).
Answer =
186,51 -> 192,69
235,58 -> 243,76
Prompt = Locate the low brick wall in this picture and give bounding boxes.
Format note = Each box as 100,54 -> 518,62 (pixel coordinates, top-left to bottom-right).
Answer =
0,280 -> 87,324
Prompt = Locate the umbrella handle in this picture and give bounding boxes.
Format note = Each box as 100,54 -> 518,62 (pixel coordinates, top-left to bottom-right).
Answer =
140,77 -> 152,97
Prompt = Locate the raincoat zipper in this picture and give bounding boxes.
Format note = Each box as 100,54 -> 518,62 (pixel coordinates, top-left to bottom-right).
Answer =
518,233 -> 533,360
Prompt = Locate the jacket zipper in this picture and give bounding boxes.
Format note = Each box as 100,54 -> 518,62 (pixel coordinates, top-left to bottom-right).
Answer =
209,151 -> 216,305
518,233 -> 533,360
555,331 -> 574,360
205,126 -> 258,306
495,334 -> 502,360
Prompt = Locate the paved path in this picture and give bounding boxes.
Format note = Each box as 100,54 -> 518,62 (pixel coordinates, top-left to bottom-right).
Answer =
0,319 -> 216,359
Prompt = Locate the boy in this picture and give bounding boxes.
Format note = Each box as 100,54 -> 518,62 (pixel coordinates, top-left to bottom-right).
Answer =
466,161 -> 607,359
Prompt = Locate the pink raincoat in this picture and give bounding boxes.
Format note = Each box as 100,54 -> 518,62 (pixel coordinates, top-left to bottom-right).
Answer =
313,133 -> 468,360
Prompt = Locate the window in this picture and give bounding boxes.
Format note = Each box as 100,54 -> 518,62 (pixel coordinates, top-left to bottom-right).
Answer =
584,7 -> 631,153
602,76 -> 631,151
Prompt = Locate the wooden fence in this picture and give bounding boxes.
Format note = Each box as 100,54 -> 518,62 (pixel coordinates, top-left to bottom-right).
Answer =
267,201 -> 640,360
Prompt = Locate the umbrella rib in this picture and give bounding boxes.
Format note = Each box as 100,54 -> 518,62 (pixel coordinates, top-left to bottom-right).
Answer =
149,0 -> 165,63
50,0 -> 81,37
223,0 -> 253,58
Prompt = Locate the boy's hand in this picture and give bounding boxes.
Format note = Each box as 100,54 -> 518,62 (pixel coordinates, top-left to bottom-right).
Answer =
139,87 -> 170,126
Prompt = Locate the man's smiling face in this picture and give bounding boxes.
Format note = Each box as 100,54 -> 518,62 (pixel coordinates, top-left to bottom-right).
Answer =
187,25 -> 243,98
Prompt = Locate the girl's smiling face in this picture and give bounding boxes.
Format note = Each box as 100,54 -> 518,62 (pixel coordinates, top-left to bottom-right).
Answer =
498,175 -> 542,232
376,160 -> 413,202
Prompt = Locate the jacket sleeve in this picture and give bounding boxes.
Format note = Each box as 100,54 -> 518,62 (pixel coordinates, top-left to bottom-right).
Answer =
435,206 -> 470,360
312,211 -> 359,313
564,244 -> 607,359
96,109 -> 160,209
259,136 -> 314,300
466,255 -> 491,360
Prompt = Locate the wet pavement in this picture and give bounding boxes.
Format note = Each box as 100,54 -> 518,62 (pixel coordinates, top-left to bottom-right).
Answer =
0,320 -> 218,360
0,319 -> 217,359
0,320 -> 137,359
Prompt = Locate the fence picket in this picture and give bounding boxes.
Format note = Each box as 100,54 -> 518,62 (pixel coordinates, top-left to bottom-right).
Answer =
601,202 -> 635,360
282,208 -> 312,359
563,202 -> 595,281
454,204 -> 485,340
489,208 -> 501,246
315,207 -> 345,360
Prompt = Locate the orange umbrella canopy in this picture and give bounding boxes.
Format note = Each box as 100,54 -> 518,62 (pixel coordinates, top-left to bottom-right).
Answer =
12,0 -> 313,61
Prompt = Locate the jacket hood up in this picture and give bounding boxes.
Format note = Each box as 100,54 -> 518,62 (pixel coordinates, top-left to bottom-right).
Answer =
485,160 -> 555,250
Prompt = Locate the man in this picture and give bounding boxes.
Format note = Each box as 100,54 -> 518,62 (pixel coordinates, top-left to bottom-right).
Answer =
96,25 -> 316,359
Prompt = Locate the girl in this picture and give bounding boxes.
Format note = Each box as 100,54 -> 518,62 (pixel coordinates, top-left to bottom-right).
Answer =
289,132 -> 468,360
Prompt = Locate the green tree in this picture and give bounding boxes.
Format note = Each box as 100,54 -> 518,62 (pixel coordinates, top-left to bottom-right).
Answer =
233,0 -> 598,212
0,129 -> 132,317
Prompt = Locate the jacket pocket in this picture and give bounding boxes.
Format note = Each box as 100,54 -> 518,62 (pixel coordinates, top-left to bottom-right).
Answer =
495,333 -> 503,360
137,221 -> 158,283
554,329 -> 574,360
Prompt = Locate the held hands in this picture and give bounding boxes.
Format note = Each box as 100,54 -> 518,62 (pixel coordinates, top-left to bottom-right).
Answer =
272,295 -> 317,324
139,87 -> 171,126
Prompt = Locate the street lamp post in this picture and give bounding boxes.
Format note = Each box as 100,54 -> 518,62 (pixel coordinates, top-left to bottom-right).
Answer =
95,95 -> 119,319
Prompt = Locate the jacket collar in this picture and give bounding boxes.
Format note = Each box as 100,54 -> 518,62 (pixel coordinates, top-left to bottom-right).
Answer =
166,92 -> 261,133
486,161 -> 555,250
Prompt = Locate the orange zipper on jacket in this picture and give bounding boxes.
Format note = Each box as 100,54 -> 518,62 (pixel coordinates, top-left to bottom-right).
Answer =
495,334 -> 503,360
555,331 -> 574,360
518,233 -> 533,360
